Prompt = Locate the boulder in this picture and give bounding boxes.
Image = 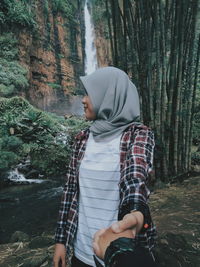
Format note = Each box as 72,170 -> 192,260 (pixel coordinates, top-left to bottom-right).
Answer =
10,231 -> 30,243
29,236 -> 54,249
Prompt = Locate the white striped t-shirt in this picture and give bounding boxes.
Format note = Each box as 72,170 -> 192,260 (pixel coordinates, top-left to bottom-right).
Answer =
74,132 -> 121,266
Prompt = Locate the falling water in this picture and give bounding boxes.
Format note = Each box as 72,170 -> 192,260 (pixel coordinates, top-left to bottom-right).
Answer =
84,0 -> 98,75
7,168 -> 46,184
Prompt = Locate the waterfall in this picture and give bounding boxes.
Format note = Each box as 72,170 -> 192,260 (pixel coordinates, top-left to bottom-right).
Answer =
7,168 -> 45,184
84,0 -> 98,75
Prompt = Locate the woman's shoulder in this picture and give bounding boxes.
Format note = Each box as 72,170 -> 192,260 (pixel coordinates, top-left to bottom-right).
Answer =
125,122 -> 153,134
122,123 -> 155,147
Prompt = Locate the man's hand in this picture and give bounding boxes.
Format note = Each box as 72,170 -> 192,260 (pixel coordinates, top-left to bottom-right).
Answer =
93,211 -> 144,260
111,211 -> 144,235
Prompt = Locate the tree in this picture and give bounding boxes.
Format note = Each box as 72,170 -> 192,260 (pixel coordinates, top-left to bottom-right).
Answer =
106,0 -> 200,181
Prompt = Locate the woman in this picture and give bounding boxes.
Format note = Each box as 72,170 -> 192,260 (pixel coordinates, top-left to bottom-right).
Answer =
53,67 -> 157,267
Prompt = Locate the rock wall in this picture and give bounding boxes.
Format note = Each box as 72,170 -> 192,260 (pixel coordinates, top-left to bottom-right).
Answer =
2,0 -> 112,115
17,0 -> 84,114
95,22 -> 113,68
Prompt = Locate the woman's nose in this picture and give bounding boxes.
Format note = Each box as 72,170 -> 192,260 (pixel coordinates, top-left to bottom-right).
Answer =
82,96 -> 86,104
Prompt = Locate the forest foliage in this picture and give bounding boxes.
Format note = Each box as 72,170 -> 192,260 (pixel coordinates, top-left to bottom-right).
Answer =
0,97 -> 90,179
0,33 -> 29,97
0,0 -> 36,29
91,0 -> 200,180
0,0 -> 199,181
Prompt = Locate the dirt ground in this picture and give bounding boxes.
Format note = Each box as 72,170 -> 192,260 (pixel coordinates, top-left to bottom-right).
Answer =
0,175 -> 199,267
151,174 -> 200,267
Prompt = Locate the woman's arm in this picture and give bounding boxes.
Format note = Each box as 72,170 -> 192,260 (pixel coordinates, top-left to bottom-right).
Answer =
93,126 -> 155,259
118,127 -> 155,226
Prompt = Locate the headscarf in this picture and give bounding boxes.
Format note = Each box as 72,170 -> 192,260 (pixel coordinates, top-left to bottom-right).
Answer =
80,66 -> 141,141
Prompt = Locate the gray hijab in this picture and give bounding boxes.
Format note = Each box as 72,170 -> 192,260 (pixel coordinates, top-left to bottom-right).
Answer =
80,66 -> 141,141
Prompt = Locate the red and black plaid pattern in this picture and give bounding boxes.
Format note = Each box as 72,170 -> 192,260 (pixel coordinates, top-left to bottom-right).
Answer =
54,123 -> 157,259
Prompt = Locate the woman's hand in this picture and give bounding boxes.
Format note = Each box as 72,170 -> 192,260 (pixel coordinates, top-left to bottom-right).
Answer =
93,211 -> 144,260
53,243 -> 66,267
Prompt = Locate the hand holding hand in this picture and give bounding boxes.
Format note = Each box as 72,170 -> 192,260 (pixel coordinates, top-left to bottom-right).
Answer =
93,211 -> 144,260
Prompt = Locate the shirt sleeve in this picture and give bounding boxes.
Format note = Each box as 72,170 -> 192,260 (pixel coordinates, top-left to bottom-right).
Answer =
118,127 -> 155,221
54,141 -> 79,245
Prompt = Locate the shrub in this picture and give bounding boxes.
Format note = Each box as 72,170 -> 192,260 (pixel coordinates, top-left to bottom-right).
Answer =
0,33 -> 18,60
0,136 -> 23,173
0,59 -> 28,97
30,142 -> 70,176
0,0 -> 36,29
191,151 -> 200,165
0,97 -> 90,178
52,0 -> 73,19
47,82 -> 62,90
0,151 -> 19,173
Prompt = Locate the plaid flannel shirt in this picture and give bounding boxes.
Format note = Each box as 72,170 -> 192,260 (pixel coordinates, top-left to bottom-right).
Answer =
54,123 -> 157,261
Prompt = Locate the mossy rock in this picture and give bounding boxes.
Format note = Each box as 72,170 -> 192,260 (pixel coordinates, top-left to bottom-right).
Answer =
10,231 -> 30,242
1,249 -> 49,267
22,251 -> 49,267
29,236 -> 54,249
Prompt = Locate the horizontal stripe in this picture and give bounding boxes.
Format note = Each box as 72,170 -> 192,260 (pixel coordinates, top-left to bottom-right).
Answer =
79,204 -> 118,212
79,176 -> 119,182
80,168 -> 120,175
79,221 -> 100,231
81,194 -> 119,202
77,231 -> 92,240
79,211 -> 117,222
79,185 -> 119,191
74,246 -> 92,256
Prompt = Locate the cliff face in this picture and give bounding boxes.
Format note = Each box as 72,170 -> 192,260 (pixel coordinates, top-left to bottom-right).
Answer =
0,0 -> 112,115
95,22 -> 112,67
91,1 -> 112,68
17,0 -> 84,114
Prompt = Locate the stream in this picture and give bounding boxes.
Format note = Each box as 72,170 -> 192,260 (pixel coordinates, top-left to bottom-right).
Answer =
0,177 -> 65,244
0,0 -> 99,247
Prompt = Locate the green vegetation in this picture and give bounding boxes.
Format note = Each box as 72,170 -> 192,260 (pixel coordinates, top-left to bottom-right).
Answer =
47,82 -> 62,90
0,0 -> 36,29
192,90 -> 200,146
0,97 -> 90,178
90,0 -> 109,38
0,59 -> 28,97
0,33 -> 29,97
0,33 -> 18,60
191,151 -> 200,165
52,0 -> 73,19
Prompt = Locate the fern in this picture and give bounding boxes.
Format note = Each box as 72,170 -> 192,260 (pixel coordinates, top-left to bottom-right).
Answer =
0,0 -> 36,29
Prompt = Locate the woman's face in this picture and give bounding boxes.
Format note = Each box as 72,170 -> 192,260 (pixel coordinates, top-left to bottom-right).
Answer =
82,95 -> 96,121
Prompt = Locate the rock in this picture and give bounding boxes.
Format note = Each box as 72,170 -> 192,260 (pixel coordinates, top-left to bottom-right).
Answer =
10,231 -> 30,242
29,236 -> 54,249
160,238 -> 169,245
191,164 -> 200,173
0,197 -> 20,203
17,159 -> 32,174
154,233 -> 196,267
26,169 -> 40,179
0,246 -> 51,267
22,251 -> 49,267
